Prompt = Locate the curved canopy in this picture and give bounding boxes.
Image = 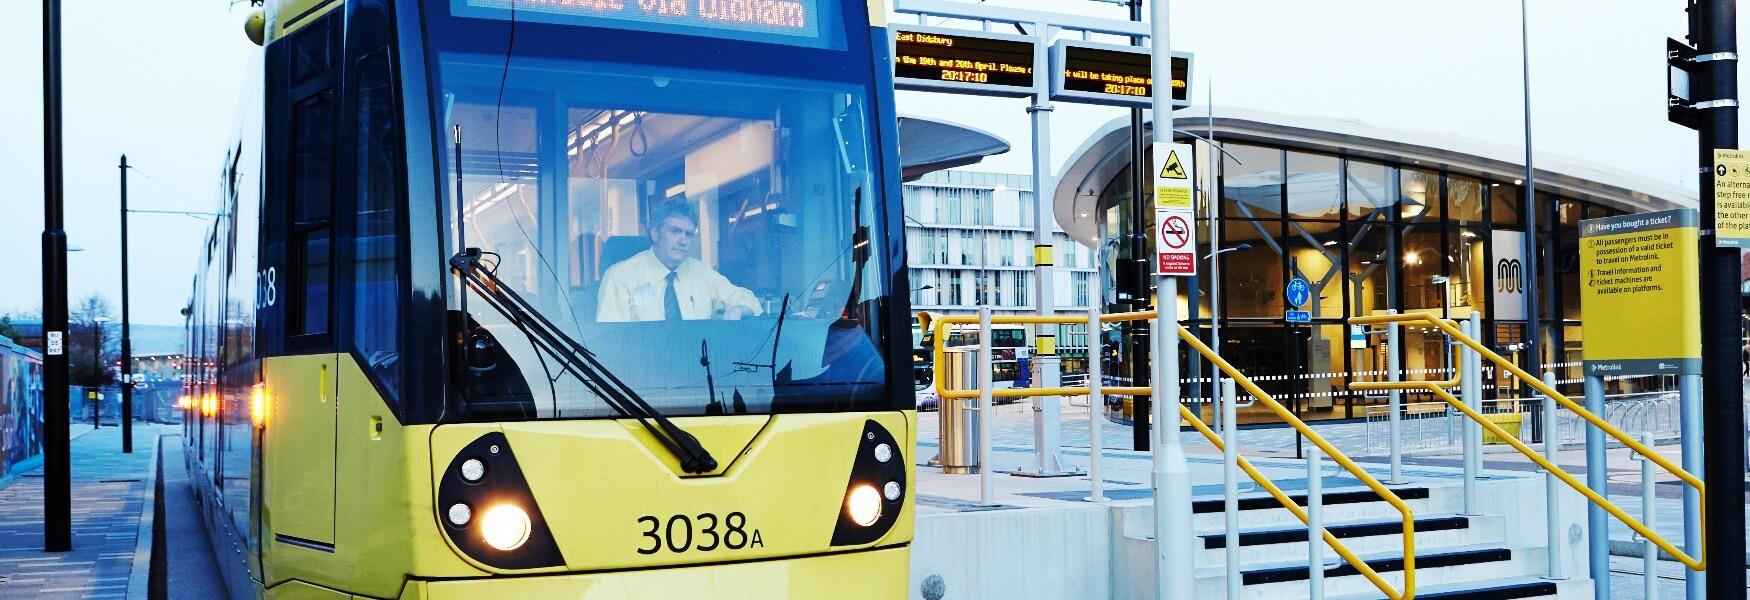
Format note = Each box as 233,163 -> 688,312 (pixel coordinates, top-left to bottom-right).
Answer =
897,115 -> 1010,182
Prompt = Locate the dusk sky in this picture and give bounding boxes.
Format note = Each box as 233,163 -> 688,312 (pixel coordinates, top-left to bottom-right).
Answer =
0,0 -> 1721,327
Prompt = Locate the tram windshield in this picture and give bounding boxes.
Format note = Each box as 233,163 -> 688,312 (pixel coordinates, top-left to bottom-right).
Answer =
425,4 -> 892,421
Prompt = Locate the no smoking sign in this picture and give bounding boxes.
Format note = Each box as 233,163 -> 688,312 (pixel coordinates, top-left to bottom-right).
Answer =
1155,208 -> 1197,276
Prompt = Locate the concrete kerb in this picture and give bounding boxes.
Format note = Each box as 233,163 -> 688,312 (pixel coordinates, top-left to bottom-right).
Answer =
126,430 -> 164,600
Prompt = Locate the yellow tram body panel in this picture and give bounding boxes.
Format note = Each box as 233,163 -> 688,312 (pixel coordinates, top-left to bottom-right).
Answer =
259,354 -> 915,597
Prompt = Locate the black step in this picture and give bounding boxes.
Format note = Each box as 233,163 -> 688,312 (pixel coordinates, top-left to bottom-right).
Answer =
1192,487 -> 1429,514
1202,516 -> 1470,549
1415,580 -> 1559,600
1241,547 -> 1512,586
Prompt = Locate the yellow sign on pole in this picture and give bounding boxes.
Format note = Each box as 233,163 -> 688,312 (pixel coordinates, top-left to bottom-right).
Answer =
1152,142 -> 1194,210
1712,149 -> 1750,247
1579,209 -> 1701,376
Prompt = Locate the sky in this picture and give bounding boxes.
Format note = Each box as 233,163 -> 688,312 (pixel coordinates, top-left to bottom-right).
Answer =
0,0 -> 1723,327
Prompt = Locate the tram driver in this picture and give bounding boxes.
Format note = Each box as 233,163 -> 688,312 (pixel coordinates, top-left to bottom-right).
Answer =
596,201 -> 763,322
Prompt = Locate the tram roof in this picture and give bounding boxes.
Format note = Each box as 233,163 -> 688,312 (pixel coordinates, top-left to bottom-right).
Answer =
1051,106 -> 1697,248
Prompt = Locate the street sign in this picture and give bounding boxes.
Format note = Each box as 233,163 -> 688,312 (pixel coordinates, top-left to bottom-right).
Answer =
1711,149 -> 1750,247
1285,276 -> 1310,308
1285,310 -> 1311,324
1049,40 -> 1191,109
1153,141 -> 1197,276
1579,209 -> 1701,375
892,26 -> 1037,98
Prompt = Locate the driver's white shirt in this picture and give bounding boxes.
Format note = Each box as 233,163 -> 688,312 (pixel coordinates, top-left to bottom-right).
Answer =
596,250 -> 762,322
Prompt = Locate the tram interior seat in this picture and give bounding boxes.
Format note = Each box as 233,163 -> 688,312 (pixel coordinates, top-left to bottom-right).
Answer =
573,235 -> 651,322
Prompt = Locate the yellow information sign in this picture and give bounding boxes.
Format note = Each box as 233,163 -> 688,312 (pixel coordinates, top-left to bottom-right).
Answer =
1713,149 -> 1750,247
1151,142 -> 1194,210
1579,209 -> 1701,376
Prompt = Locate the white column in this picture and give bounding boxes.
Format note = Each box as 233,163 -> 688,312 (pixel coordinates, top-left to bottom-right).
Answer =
1027,20 -> 1066,476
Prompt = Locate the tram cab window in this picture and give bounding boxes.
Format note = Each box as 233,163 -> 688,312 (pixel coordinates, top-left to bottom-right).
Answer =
435,49 -> 890,420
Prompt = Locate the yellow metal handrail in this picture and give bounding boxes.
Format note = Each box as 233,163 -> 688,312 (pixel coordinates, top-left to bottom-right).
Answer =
1177,327 -> 1417,600
922,312 -> 1419,598
1348,312 -> 1707,571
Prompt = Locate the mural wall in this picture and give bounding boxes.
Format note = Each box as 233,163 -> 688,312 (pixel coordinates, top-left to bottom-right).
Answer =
0,336 -> 43,481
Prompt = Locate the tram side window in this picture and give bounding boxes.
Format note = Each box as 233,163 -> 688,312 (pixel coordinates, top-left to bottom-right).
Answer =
291,93 -> 335,337
352,49 -> 403,401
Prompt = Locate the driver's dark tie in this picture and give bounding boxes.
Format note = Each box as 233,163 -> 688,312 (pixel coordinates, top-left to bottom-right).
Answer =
664,270 -> 681,321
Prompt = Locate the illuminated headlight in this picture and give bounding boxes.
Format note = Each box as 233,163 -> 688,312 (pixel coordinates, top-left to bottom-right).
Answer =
884,480 -> 902,501
460,458 -> 486,482
447,503 -> 472,526
846,484 -> 883,527
873,443 -> 892,463
480,504 -> 532,551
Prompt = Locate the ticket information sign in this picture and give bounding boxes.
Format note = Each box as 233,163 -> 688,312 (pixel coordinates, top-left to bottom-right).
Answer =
1050,40 -> 1191,109
1712,149 -> 1750,247
1579,209 -> 1701,376
1153,141 -> 1197,276
892,26 -> 1037,97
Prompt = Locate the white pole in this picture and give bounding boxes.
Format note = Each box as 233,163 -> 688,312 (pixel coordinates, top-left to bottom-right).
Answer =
1386,310 -> 1403,484
978,306 -> 995,505
1149,1 -> 1194,597
1222,378 -> 1240,600
1638,432 -> 1657,600
1028,20 -> 1067,477
1541,371 -> 1565,580
1459,318 -> 1478,516
1307,444 -> 1325,600
1087,306 -> 1106,503
1677,372 -> 1704,600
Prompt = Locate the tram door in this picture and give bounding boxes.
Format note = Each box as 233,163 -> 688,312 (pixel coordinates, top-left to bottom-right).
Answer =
263,13 -> 343,549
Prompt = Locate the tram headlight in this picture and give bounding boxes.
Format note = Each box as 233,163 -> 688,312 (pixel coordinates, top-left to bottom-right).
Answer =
846,484 -> 883,527
480,504 -> 532,551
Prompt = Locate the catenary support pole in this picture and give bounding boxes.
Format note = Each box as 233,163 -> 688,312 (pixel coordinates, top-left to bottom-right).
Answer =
1583,375 -> 1609,600
1127,0 -> 1151,454
978,306 -> 995,505
1026,20 -> 1066,476
1149,1 -> 1193,597
40,0 -> 72,553
1695,1 -> 1745,598
1518,0 -> 1542,384
119,154 -> 133,453
1541,371 -> 1564,580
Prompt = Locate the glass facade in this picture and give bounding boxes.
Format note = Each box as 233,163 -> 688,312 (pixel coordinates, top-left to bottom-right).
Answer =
1093,139 -> 1672,425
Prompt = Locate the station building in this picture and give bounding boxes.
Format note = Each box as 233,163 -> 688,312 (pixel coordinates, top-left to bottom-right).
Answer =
1049,107 -> 1694,424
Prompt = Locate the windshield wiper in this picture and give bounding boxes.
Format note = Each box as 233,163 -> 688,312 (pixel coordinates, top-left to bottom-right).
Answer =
449,248 -> 719,474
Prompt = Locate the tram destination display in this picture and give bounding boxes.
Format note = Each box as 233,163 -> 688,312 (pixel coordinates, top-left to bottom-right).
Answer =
1051,40 -> 1191,109
456,0 -> 826,46
892,25 -> 1037,97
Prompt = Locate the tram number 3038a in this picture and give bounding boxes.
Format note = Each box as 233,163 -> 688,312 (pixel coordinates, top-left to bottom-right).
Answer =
636,512 -> 764,554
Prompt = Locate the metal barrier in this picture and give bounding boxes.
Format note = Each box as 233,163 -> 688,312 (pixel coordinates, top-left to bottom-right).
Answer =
926,310 -> 1419,600
1554,391 -> 1679,446
1349,312 -> 1708,572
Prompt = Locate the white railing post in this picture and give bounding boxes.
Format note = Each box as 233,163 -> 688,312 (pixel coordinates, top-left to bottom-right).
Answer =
1087,307 -> 1105,503
1638,432 -> 1657,600
1459,318 -> 1478,516
1386,310 -> 1403,484
1541,371 -> 1565,580
978,306 -> 995,505
1222,378 -> 1240,600
1307,444 -> 1325,600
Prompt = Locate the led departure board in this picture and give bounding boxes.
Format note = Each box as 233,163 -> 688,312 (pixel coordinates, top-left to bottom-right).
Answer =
455,0 -> 829,48
892,26 -> 1036,98
1051,40 -> 1191,109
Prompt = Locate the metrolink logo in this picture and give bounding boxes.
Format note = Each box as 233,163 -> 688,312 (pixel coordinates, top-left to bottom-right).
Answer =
1495,257 -> 1523,294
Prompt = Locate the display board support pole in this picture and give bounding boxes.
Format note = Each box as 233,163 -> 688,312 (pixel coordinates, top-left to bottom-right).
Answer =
1025,20 -> 1068,477
1583,375 -> 1609,600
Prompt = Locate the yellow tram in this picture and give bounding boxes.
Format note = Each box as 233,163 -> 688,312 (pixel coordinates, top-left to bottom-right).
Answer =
181,0 -> 914,597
